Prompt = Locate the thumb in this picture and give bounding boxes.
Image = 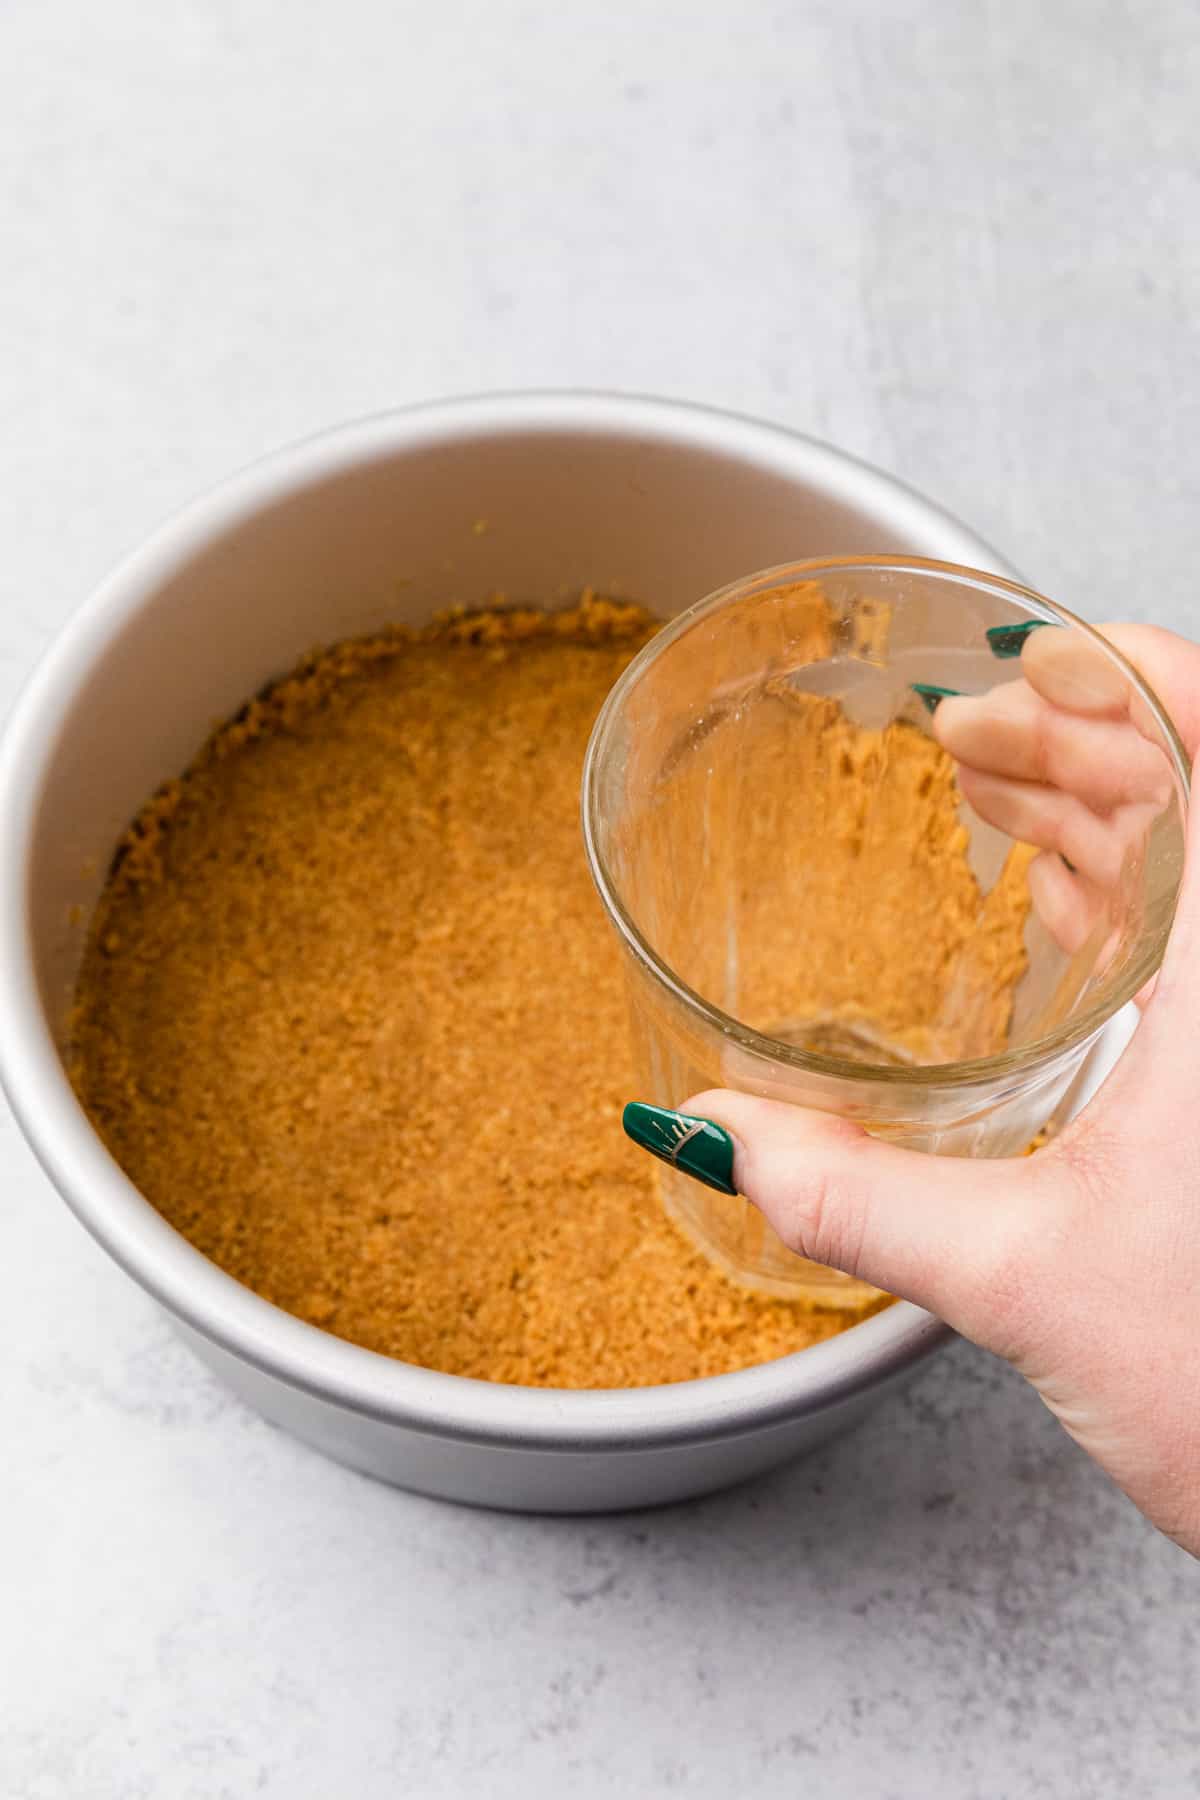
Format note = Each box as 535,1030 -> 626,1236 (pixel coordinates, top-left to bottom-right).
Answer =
679,1090 -> 1055,1353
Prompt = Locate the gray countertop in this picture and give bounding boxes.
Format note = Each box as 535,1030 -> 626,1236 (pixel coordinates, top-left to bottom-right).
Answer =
2,3 -> 1197,1795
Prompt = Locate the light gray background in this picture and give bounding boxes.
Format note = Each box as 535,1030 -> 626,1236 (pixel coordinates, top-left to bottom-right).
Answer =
3,3 -> 1198,1796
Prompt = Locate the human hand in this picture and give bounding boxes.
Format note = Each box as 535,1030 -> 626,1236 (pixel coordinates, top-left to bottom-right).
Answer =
631,624 -> 1200,1555
935,622 -> 1183,962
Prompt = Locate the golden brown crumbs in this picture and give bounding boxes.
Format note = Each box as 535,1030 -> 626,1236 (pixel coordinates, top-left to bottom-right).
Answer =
71,594 -> 898,1386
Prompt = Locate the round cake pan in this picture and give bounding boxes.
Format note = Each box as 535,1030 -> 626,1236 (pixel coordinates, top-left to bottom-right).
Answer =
0,392 -> 1055,1511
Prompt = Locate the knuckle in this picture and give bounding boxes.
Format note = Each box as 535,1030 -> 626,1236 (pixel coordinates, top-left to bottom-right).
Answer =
1029,708 -> 1056,788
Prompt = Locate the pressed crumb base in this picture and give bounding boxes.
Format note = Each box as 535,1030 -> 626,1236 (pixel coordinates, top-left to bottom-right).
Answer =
71,597 -> 892,1388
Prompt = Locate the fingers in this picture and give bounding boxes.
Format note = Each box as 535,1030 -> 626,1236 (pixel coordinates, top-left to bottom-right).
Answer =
1130,746 -> 1200,1040
1025,851 -> 1108,957
931,621 -> 1192,965
936,683 -> 1171,814
1040,623 -> 1200,758
934,621 -> 1190,814
1020,623 -> 1139,719
954,763 -> 1149,890
1022,620 -> 1200,750
683,1087 -> 1054,1353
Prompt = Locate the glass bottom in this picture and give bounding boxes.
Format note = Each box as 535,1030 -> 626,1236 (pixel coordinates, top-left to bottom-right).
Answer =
658,1167 -> 886,1309
767,1014 -> 919,1068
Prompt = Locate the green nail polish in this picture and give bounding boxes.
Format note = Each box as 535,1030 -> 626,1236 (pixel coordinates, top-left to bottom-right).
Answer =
911,683 -> 962,715
622,1102 -> 738,1196
986,620 -> 1053,658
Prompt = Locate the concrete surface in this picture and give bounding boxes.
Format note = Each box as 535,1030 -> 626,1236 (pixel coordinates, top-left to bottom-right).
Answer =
2,2 -> 1197,1795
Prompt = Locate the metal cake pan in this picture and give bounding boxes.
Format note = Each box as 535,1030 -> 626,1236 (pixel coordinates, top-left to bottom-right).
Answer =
0,392 -> 1058,1511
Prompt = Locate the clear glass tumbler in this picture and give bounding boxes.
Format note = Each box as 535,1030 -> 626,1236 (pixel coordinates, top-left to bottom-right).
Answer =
582,558 -> 1189,1304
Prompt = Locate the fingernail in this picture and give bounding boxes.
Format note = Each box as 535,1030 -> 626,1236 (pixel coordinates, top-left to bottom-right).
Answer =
911,683 -> 962,715
986,620 -> 1053,658
622,1102 -> 738,1196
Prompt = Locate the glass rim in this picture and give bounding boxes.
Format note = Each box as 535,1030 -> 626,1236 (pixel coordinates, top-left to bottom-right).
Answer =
581,555 -> 1192,1090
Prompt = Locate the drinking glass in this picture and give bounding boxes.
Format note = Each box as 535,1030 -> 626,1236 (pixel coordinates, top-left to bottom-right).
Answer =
583,558 -> 1189,1302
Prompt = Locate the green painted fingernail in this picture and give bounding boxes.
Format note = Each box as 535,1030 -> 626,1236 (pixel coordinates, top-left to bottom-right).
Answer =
911,683 -> 962,715
622,1102 -> 738,1196
986,620 -> 1053,658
